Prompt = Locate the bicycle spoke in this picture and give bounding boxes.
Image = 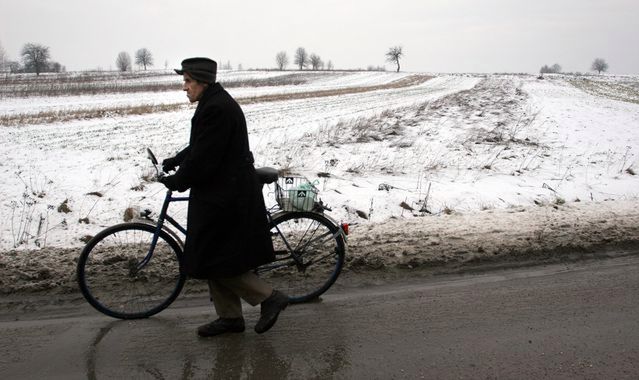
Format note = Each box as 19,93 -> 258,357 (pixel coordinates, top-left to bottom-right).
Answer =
299,249 -> 338,268
258,212 -> 345,303
77,223 -> 185,319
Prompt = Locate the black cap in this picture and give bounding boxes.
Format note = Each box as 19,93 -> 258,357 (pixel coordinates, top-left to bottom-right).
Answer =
175,57 -> 217,84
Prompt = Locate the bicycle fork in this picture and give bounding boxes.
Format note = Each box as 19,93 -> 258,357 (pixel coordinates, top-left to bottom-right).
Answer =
135,190 -> 188,272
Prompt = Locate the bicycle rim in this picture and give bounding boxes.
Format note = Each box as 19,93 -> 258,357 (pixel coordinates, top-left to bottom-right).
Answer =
259,212 -> 345,303
77,223 -> 185,319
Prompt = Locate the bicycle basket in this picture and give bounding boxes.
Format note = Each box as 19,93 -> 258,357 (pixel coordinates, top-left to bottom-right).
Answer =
275,176 -> 319,212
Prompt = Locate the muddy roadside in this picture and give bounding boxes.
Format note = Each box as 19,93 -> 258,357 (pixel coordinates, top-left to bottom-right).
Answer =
2,199 -> 639,313
347,199 -> 639,270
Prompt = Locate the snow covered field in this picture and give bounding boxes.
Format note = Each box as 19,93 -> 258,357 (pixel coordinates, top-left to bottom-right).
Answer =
0,70 -> 411,119
1,70 -> 638,254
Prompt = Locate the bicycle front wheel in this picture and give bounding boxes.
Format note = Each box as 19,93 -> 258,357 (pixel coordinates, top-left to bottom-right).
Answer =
257,212 -> 345,303
77,223 -> 185,319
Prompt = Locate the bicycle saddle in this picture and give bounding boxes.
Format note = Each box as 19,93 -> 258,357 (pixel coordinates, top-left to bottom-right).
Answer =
256,167 -> 278,184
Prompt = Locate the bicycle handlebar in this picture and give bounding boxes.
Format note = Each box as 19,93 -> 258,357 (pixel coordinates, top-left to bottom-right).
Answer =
146,148 -> 166,181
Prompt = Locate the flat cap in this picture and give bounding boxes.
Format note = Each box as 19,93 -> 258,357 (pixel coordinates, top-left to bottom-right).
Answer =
175,57 -> 217,84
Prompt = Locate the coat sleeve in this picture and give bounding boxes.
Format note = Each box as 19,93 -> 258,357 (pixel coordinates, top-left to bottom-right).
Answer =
173,146 -> 191,164
169,105 -> 235,191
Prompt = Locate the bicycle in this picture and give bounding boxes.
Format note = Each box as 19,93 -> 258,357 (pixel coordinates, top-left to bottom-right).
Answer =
76,149 -> 349,319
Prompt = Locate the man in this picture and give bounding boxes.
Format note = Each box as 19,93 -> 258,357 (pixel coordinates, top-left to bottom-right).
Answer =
159,57 -> 288,337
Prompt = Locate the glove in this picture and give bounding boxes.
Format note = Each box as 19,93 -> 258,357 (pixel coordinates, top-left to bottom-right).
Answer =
162,157 -> 179,173
158,175 -> 180,191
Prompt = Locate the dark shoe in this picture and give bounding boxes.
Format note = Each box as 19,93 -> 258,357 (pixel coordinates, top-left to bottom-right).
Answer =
255,290 -> 289,334
197,318 -> 245,337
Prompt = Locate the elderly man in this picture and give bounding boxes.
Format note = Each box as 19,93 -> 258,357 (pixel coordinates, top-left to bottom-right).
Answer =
159,57 -> 288,337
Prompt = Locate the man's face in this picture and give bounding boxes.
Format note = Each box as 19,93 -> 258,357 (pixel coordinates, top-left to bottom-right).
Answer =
182,73 -> 207,103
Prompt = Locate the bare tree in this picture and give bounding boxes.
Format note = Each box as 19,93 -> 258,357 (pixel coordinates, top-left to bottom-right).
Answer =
275,51 -> 288,70
0,41 -> 7,71
294,47 -> 308,70
50,62 -> 63,73
21,43 -> 50,75
385,46 -> 403,72
116,51 -> 132,72
135,48 -> 154,70
309,54 -> 323,70
327,60 -> 334,71
8,61 -> 20,73
591,58 -> 609,74
540,63 -> 562,74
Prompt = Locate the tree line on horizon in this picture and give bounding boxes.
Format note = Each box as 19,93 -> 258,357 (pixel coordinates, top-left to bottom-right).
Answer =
0,42 -> 65,75
0,40 -> 612,75
274,48 -> 333,71
0,41 -> 156,75
273,46 -> 404,72
114,48 -> 154,72
539,58 -> 609,75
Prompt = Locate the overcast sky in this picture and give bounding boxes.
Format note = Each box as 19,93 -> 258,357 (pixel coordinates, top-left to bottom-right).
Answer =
1,0 -> 638,74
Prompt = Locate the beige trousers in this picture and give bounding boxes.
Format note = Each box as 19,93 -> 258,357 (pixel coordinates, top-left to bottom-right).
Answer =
207,271 -> 273,318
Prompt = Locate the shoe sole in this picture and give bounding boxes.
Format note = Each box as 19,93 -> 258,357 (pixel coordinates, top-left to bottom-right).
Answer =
197,328 -> 245,338
255,303 -> 288,334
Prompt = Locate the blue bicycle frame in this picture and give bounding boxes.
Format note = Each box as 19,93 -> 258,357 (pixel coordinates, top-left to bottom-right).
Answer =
136,190 -> 188,271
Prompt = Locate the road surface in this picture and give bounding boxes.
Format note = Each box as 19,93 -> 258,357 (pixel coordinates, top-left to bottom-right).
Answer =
1,254 -> 638,379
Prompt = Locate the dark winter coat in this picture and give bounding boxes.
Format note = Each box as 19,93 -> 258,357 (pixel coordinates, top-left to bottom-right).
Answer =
163,83 -> 275,279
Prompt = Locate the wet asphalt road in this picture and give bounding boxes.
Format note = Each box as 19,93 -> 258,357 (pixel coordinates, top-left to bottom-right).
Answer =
1,254 -> 639,379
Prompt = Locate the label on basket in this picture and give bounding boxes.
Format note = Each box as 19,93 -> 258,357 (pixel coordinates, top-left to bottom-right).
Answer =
289,188 -> 315,211
285,177 -> 294,185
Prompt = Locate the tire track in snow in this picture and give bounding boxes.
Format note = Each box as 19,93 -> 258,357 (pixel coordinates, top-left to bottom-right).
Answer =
0,73 -> 421,126
3,75 -> 480,156
242,76 -> 480,163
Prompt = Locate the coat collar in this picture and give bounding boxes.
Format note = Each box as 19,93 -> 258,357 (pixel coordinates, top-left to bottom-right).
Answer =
193,83 -> 223,119
200,82 -> 223,103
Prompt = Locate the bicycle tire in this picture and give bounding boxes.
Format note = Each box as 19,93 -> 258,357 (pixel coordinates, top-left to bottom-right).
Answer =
77,222 -> 186,319
257,211 -> 346,303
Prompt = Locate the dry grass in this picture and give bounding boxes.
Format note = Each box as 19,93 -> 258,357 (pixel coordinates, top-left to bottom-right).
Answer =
239,74 -> 433,105
0,72 -> 319,98
1,74 -> 434,126
1,103 -> 189,126
567,78 -> 639,104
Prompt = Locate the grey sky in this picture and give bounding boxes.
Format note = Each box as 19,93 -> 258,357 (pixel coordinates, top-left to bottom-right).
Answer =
1,0 -> 638,74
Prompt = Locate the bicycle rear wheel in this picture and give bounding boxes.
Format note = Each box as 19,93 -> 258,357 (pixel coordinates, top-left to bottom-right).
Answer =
257,212 -> 345,303
77,223 -> 185,319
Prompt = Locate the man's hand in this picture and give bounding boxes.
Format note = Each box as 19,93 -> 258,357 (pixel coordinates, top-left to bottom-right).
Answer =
162,157 -> 179,173
158,175 -> 179,191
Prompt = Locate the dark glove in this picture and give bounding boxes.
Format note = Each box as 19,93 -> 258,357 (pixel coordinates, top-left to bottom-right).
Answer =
162,157 -> 179,173
158,175 -> 180,191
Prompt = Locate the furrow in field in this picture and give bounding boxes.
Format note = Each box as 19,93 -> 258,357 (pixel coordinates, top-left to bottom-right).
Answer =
2,75 -> 479,156
0,74 -> 429,126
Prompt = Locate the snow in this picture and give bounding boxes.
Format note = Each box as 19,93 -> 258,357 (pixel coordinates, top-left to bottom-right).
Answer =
0,70 -> 411,117
1,71 -> 638,252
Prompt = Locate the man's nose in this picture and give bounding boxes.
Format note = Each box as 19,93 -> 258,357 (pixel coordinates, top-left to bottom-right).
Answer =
182,83 -> 188,91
